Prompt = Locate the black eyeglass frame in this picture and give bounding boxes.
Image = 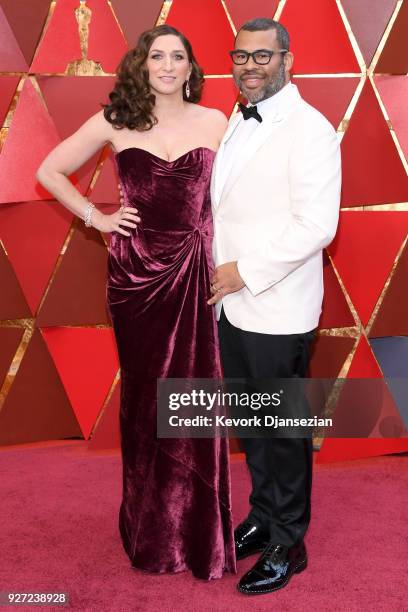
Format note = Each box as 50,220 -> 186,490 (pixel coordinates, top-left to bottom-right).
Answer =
229,48 -> 288,65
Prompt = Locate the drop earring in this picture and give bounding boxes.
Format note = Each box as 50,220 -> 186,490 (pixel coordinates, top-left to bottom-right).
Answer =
185,80 -> 190,99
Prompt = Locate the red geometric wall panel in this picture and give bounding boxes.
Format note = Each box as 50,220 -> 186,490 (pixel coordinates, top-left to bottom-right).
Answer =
328,212 -> 408,326
340,80 -> 408,207
89,151 -> 119,207
0,242 -> 31,319
36,225 -> 110,327
0,0 -> 51,66
317,336 -> 408,462
41,327 -> 119,439
0,329 -> 82,446
0,201 -> 73,315
375,0 -> 408,74
30,0 -> 128,74
37,75 -> 116,194
201,78 -> 238,117
0,79 -> 61,204
110,0 -> 164,46
340,0 -> 397,66
279,0 -> 360,74
294,77 -> 359,129
165,0 -> 235,74
375,75 -> 408,163
88,382 -> 120,450
309,335 -> 355,378
0,5 -> 28,71
320,252 -> 355,329
224,0 -> 279,30
0,76 -> 19,125
369,240 -> 408,338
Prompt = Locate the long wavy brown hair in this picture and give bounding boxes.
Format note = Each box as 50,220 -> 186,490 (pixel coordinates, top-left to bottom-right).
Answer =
102,25 -> 204,132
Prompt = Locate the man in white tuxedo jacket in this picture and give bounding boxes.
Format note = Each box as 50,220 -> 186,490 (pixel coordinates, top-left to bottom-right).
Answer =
208,18 -> 341,595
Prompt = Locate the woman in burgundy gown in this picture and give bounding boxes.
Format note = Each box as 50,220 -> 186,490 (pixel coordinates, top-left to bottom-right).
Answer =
37,24 -> 235,580
104,28 -> 235,579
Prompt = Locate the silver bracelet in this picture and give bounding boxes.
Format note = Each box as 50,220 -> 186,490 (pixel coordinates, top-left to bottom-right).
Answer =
84,200 -> 95,227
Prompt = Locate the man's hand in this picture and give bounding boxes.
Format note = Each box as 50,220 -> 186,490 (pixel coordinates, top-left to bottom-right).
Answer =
208,262 -> 245,305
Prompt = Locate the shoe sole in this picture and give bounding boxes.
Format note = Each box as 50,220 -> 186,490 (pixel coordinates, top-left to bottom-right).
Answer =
237,558 -> 308,595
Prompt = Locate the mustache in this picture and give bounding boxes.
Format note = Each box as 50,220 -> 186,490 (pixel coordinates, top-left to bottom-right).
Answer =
239,71 -> 265,78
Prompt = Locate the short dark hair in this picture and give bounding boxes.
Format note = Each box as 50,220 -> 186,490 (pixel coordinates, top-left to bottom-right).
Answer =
239,18 -> 290,51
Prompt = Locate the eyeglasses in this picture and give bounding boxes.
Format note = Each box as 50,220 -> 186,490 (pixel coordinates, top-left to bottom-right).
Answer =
229,49 -> 288,65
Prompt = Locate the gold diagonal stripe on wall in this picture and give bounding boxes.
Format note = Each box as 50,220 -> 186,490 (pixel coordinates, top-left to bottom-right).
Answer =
220,0 -> 236,36
157,0 -> 173,25
0,326 -> 34,416
365,234 -> 408,336
27,1 -> 57,74
342,203 -> 408,212
89,367 -> 121,440
325,252 -> 363,330
274,0 -> 288,22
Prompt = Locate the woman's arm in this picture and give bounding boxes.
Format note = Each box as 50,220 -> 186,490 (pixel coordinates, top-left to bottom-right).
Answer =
36,110 -> 139,236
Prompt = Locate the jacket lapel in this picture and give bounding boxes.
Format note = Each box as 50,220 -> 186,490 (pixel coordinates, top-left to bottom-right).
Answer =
215,83 -> 302,208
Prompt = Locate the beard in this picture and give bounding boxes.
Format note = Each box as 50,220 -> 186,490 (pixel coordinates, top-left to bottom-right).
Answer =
235,60 -> 286,104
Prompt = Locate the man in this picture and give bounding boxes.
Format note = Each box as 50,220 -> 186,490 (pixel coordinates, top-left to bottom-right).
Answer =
208,18 -> 341,595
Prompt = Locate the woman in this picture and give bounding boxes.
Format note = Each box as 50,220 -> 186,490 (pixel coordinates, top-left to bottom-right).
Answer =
36,25 -> 236,580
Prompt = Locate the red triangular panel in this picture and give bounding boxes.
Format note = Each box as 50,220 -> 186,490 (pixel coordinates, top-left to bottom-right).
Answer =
369,241 -> 408,338
37,75 -> 116,194
0,76 -> 19,125
320,251 -> 355,329
89,150 -> 120,206
328,211 -> 408,326
279,0 -> 359,74
201,78 -> 238,117
224,0 -> 279,30
0,5 -> 28,71
375,75 -> 408,164
309,335 -> 355,378
295,77 -> 359,129
0,241 -> 31,319
36,225 -> 110,326
340,80 -> 408,207
0,0 -> 51,66
165,0 -> 235,74
317,336 -> 408,461
0,329 -> 82,446
30,0 -> 128,74
41,327 -> 119,439
0,79 -> 62,203
0,201 -> 73,315
110,0 -> 163,46
88,381 -> 120,450
341,0 -> 397,66
375,0 -> 408,74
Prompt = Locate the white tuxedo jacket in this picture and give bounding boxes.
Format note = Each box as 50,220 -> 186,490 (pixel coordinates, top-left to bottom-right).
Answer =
210,83 -> 341,334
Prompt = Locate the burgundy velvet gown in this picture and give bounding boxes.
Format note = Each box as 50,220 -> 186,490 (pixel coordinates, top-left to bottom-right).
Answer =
106,146 -> 236,580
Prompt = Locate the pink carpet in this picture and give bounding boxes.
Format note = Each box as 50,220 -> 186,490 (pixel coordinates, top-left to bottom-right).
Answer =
1,441 -> 407,611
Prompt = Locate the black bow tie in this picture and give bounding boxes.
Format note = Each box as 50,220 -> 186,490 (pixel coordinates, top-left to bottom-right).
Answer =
238,102 -> 263,123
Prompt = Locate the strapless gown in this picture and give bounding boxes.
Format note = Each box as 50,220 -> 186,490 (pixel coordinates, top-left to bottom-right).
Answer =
106,146 -> 236,580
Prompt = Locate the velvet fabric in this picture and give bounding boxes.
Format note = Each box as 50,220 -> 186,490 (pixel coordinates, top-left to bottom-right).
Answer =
106,147 -> 236,580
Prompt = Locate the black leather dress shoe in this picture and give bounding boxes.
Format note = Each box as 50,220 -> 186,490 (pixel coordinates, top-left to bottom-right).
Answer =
237,541 -> 307,595
234,519 -> 269,560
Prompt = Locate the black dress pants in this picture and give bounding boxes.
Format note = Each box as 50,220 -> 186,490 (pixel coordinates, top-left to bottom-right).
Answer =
218,307 -> 315,547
